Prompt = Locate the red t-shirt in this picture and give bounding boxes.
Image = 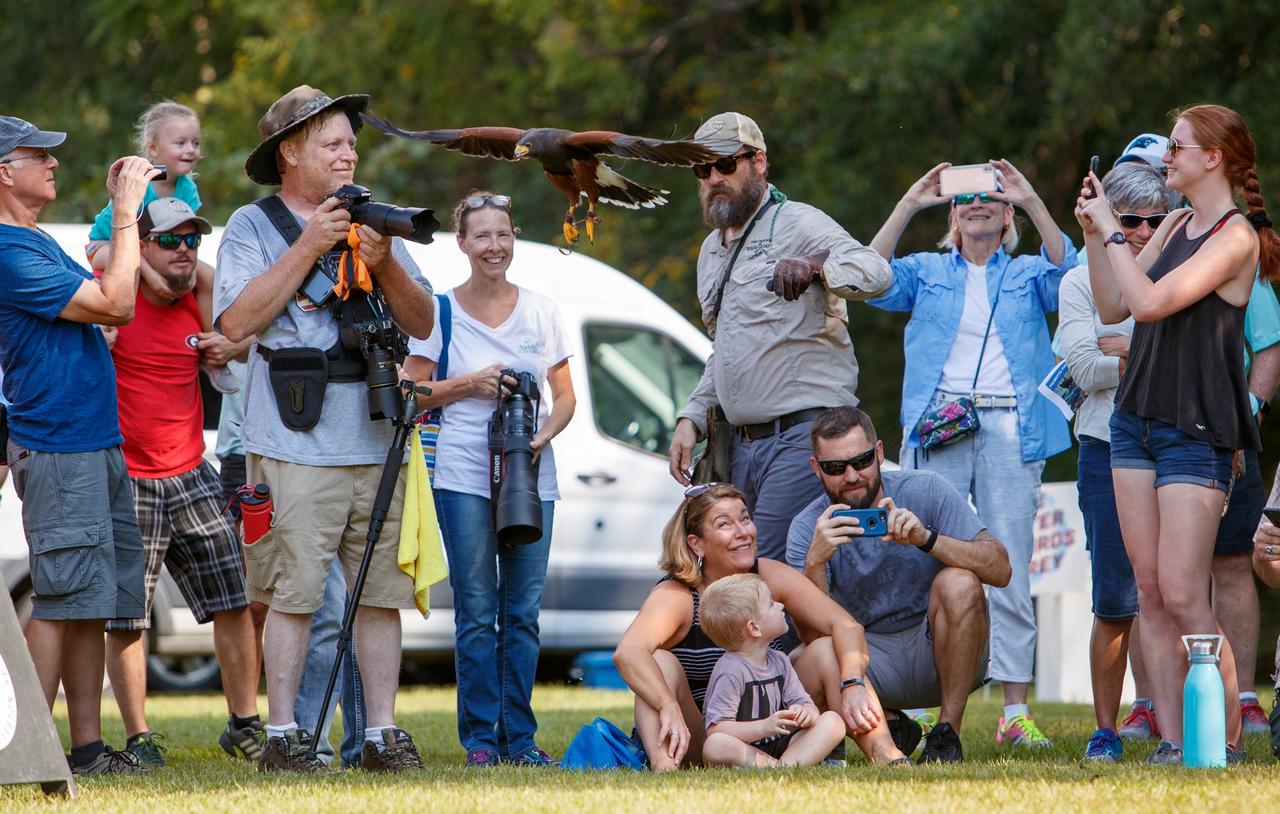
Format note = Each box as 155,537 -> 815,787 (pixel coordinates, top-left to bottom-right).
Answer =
112,290 -> 205,478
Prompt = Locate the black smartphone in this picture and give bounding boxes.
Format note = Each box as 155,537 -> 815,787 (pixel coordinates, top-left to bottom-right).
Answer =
151,162 -> 168,182
1084,155 -> 1099,199
831,507 -> 888,536
1263,507 -> 1280,526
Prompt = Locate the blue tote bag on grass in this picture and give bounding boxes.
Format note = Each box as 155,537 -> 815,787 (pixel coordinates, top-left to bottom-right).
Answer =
559,717 -> 646,771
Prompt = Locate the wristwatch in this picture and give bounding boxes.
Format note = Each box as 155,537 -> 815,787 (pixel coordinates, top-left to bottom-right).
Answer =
1104,231 -> 1127,247
840,677 -> 866,691
917,528 -> 939,554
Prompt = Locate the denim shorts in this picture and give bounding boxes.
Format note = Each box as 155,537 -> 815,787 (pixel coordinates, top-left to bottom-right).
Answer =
1108,409 -> 1234,492
1076,437 -> 1138,620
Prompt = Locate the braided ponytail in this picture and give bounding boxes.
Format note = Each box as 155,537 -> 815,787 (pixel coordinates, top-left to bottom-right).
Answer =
1243,166 -> 1280,281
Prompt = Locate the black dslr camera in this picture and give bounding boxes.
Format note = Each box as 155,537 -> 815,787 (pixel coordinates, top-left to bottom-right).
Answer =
331,183 -> 438,244
488,370 -> 544,547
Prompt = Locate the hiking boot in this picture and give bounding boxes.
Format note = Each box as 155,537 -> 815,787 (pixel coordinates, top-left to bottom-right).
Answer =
996,714 -> 1053,749
125,731 -> 168,767
1145,739 -> 1182,765
917,721 -> 964,764
1241,698 -> 1270,736
258,728 -> 328,773
507,746 -> 556,767
886,709 -> 923,756
70,745 -> 146,776
1270,687 -> 1280,758
360,728 -> 424,773
219,715 -> 265,761
1118,703 -> 1160,740
1082,727 -> 1122,763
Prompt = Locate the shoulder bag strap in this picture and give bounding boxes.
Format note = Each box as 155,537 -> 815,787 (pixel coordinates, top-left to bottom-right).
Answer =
710,194 -> 779,323
970,261 -> 1008,392
435,293 -> 452,380
253,195 -> 303,245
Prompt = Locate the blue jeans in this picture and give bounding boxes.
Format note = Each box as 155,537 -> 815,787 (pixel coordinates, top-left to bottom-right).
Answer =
435,489 -> 553,758
902,397 -> 1043,684
1077,437 -> 1138,621
295,558 -> 365,767
729,418 -> 827,561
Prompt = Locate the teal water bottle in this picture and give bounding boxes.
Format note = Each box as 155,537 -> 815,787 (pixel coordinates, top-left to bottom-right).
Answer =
1182,634 -> 1226,768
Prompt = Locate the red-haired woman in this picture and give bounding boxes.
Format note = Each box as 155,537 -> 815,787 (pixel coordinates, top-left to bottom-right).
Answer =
1076,103 -> 1280,764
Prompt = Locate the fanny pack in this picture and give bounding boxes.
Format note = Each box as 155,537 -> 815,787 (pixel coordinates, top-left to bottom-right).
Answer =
914,267 -> 1005,451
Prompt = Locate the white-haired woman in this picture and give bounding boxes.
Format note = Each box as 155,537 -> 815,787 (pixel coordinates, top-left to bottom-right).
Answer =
867,159 -> 1077,749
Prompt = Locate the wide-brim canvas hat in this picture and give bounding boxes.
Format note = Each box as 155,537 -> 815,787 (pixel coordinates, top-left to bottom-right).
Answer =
244,85 -> 369,185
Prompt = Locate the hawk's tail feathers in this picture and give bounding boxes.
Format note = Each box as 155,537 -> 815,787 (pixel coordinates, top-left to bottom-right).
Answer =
592,163 -> 669,209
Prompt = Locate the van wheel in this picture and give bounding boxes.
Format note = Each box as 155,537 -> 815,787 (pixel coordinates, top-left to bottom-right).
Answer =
146,653 -> 223,693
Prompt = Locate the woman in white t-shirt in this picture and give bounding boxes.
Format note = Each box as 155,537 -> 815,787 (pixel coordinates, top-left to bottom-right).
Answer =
866,160 -> 1077,749
403,192 -> 576,767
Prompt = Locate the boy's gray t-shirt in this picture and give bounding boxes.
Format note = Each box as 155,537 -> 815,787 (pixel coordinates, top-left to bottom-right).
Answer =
702,649 -> 812,736
785,469 -> 986,635
213,201 -> 431,466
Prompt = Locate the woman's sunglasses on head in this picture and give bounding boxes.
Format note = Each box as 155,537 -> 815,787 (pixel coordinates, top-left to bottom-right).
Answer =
465,194 -> 512,210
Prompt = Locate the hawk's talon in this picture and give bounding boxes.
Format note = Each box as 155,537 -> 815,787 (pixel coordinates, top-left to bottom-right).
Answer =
562,218 -> 580,246
585,216 -> 597,243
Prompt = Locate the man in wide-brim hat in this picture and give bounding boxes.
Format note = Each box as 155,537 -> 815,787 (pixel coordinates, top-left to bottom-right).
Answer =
214,85 -> 434,774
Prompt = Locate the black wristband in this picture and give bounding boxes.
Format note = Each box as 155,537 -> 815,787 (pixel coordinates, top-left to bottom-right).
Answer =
917,528 -> 938,554
840,677 -> 866,691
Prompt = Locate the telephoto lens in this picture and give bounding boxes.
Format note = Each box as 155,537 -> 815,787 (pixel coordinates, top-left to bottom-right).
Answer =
490,370 -> 544,546
365,345 -> 402,421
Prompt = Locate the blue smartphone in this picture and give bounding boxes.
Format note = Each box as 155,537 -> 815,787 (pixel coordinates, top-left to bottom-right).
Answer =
831,507 -> 888,536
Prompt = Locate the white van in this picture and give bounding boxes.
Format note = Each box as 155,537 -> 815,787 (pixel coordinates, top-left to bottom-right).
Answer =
0,224 -> 711,688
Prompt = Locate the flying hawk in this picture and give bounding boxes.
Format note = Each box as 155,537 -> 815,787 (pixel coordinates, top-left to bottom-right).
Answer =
362,113 -> 721,244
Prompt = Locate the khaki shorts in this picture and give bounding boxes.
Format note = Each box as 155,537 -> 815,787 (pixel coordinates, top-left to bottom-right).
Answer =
243,454 -> 413,614
864,612 -> 990,711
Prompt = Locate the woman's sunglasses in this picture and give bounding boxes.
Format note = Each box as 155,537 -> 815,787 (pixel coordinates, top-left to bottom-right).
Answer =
953,193 -> 998,205
816,446 -> 878,476
691,150 -> 758,180
1166,137 -> 1207,156
465,194 -> 512,210
1114,211 -> 1167,230
144,233 -> 202,251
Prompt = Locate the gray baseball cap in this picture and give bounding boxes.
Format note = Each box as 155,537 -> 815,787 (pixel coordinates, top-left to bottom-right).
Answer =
0,115 -> 66,157
695,112 -> 767,156
138,197 -> 213,237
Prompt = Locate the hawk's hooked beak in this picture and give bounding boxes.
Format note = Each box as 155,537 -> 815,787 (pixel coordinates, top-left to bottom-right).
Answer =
513,144 -> 530,159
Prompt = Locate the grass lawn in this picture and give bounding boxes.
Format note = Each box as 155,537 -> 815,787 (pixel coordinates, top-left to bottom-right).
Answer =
2,685 -> 1277,812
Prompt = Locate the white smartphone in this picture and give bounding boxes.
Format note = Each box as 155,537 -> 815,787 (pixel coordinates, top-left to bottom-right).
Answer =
940,164 -> 999,197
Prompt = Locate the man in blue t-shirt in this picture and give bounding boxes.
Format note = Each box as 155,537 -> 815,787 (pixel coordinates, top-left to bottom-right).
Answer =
786,406 -> 1011,764
0,114 -> 159,776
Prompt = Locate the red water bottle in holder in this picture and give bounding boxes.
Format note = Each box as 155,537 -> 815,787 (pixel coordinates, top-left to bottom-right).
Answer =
237,483 -> 273,545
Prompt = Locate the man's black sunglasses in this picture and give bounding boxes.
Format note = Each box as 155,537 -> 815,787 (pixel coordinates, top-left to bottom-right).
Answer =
692,150 -> 758,180
144,232 -> 202,251
816,447 -> 877,476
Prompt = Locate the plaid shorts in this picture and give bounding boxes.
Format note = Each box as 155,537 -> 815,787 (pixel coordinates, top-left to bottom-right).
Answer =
106,460 -> 248,632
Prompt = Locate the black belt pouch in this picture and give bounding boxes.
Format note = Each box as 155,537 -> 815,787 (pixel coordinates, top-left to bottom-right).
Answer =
267,347 -> 329,431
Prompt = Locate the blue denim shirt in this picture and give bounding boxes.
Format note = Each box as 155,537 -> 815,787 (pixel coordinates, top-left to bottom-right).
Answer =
869,234 -> 1077,462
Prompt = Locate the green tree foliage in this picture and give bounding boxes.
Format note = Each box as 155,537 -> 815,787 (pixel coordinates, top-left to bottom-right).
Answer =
8,0 -> 1280,476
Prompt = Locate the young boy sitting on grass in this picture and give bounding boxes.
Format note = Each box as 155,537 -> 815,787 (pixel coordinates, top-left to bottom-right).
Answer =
699,574 -> 846,768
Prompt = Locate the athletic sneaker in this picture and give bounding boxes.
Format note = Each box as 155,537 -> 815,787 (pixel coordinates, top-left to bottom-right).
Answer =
125,731 -> 168,767
219,716 -> 265,761
1270,687 -> 1280,758
507,746 -> 556,767
1145,739 -> 1182,765
1226,743 -> 1246,765
886,710 -> 923,757
1082,728 -> 1122,763
1118,704 -> 1160,740
1241,698 -> 1270,735
917,721 -> 964,764
360,728 -> 425,772
466,748 -> 501,767
995,714 -> 1053,749
70,745 -> 145,776
258,728 -> 328,774
905,708 -> 938,735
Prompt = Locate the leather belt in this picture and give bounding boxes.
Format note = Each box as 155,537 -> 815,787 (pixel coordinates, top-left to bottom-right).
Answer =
940,392 -> 1018,409
735,407 -> 827,442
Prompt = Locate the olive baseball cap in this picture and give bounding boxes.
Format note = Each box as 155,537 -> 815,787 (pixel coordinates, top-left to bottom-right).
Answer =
244,85 -> 369,185
138,197 -> 213,237
0,115 -> 66,157
694,112 -> 767,156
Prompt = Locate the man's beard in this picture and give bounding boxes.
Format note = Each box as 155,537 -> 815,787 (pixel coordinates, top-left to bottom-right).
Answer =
700,169 -> 768,231
161,268 -> 197,297
827,469 -> 882,510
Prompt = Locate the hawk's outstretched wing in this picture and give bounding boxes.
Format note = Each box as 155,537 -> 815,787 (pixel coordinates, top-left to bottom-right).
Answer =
361,114 -> 525,161
564,131 -> 720,166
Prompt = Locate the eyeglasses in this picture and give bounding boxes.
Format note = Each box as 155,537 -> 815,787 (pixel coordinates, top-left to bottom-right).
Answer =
953,192 -> 999,205
691,150 -> 757,180
1113,211 -> 1168,230
816,446 -> 878,476
1167,137 -> 1207,156
0,149 -> 53,166
465,194 -> 512,210
144,232 -> 202,250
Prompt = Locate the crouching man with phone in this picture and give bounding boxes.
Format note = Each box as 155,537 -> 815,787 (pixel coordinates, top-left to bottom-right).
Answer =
785,406 -> 1011,764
